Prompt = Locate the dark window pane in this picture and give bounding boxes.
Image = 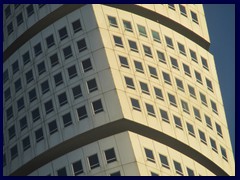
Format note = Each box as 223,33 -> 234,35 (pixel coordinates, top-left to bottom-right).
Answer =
62,113 -> 72,127
82,58 -> 92,72
77,106 -> 88,120
10,145 -> 18,160
34,43 -> 42,57
58,27 -> 68,40
108,16 -> 118,27
131,98 -> 141,111
72,160 -> 83,175
72,85 -> 82,99
16,13 -> 23,26
159,154 -> 169,169
58,93 -> 68,106
32,108 -> 40,122
87,79 -> 98,93
88,154 -> 100,169
20,116 -> 28,131
35,128 -> 44,142
54,73 -> 63,86
77,39 -> 87,52
50,53 -> 59,67
22,51 -> 30,65
124,77 -> 135,89
63,46 -> 73,59
57,167 -> 67,176
41,80 -> 50,94
92,99 -> 104,114
8,125 -> 16,140
48,120 -> 58,135
26,5 -> 34,17
72,19 -> 82,33
113,36 -> 123,47
145,103 -> 155,117
144,148 -> 155,163
44,100 -> 54,114
123,20 -> 132,32
22,136 -> 31,151
105,148 -> 117,163
46,34 -> 55,48
28,88 -> 37,102
37,61 -> 46,75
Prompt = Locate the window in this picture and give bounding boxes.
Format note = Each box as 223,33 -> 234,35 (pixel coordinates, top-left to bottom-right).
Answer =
205,115 -> 212,129
190,49 -> 197,63
151,30 -> 161,43
54,73 -> 63,86
8,125 -> 16,140
216,123 -> 223,138
49,53 -> 59,67
124,76 -> 135,89
20,116 -> 28,131
137,24 -> 147,37
25,70 -> 34,83
15,78 -> 22,93
163,72 -> 171,85
187,122 -> 195,137
58,93 -> 68,106
63,46 -> 73,59
12,61 -> 19,74
193,107 -> 201,121
4,88 -> 11,102
48,120 -> 58,135
151,172 -> 158,176
206,78 -> 213,92
201,56 -> 209,70
22,51 -> 30,65
41,80 -> 50,94
145,103 -> 155,117
113,36 -> 123,47
77,105 -> 88,120
72,19 -> 82,33
26,4 -> 34,17
35,128 -> 44,142
108,16 -> 118,27
72,85 -> 82,99
87,78 -> 98,93
37,61 -> 46,75
110,171 -> 121,176
34,43 -> 42,57
168,4 -> 175,10
160,109 -> 169,123
68,65 -> 78,79
17,13 -> 23,26
22,136 -> 31,151
220,146 -> 228,161
58,27 -> 68,40
77,39 -> 87,52
46,34 -> 55,48
200,92 -> 207,106
173,160 -> 183,176
148,66 -> 158,79
123,20 -> 133,32
178,42 -> 186,56
174,115 -> 182,129
183,63 -> 191,77
38,4 -> 45,8
165,36 -> 174,49
154,87 -> 164,101
72,160 -> 83,175
210,137 -> 218,153
195,70 -> 202,84
176,78 -> 184,91
92,99 -> 104,114
134,60 -> 144,73
144,148 -> 155,163
170,56 -> 179,70
7,22 -> 13,35
181,100 -> 189,114
28,88 -> 37,102
88,154 -> 100,169
131,98 -> 141,111
188,85 -> 196,99
6,106 -> 13,120
119,56 -> 129,68
128,40 -> 138,52
143,45 -> 152,57
157,50 -> 166,63
168,93 -> 177,107
5,5 -> 11,19
191,11 -> 199,24
3,70 -> 9,84
140,82 -> 150,95
32,108 -> 40,122
105,148 -> 117,163
198,130 -> 207,144
82,58 -> 92,72
179,5 -> 187,17
11,145 -> 18,160
57,167 -> 67,176
187,167 -> 195,176
62,113 -> 73,127
17,97 -> 25,111
159,154 -> 169,169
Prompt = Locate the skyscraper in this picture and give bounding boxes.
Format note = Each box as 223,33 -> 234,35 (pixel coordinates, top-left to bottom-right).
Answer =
3,4 -> 235,176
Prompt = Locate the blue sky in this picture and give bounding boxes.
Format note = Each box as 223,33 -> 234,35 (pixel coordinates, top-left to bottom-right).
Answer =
203,4 -> 235,157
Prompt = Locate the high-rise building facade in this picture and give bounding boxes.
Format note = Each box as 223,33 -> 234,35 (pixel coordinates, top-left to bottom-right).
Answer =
3,4 -> 235,176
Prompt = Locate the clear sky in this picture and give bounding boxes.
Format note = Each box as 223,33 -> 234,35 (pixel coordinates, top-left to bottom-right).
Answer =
203,4 -> 235,157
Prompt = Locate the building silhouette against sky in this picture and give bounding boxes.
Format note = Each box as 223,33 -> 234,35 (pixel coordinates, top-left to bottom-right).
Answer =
3,4 -> 235,176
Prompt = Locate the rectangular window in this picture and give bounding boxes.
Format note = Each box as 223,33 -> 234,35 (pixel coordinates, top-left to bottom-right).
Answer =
22,51 -> 30,65
200,92 -> 208,106
4,88 -> 11,102
119,55 -> 129,68
157,50 -> 166,63
15,78 -> 22,93
131,98 -> 141,111
62,113 -> 73,127
58,93 -> 68,106
57,167 -> 67,176
187,122 -> 195,137
165,36 -> 174,49
195,70 -> 202,84
82,58 -> 92,72
220,146 -> 228,161
25,70 -> 34,84
140,82 -> 150,95
176,78 -> 184,91
28,88 -> 37,102
179,5 -> 187,17
151,172 -> 159,176
188,85 -> 196,99
8,125 -> 16,140
37,61 -> 46,75
110,171 -> 121,176
35,128 -> 44,142
48,120 -> 58,135
26,4 -> 34,17
16,13 -> 23,26
187,167 -> 195,176
128,40 -> 138,52
72,160 -> 83,175
41,80 -> 50,94
154,87 -> 164,101
72,19 -> 82,33
173,160 -> 183,176
92,99 -> 104,114
58,27 -> 68,41
17,97 -> 25,111
191,11 -> 199,24
205,114 -> 212,129
174,115 -> 182,129
54,73 -> 63,86
63,46 -> 73,59
3,70 -> 9,84
45,100 -> 54,114
144,148 -> 155,163
20,116 -> 28,131
181,100 -> 189,114
160,109 -> 169,123
7,22 -> 13,35
206,78 -> 213,92
190,49 -> 197,63
178,42 -> 186,56
163,72 -> 171,85
50,53 -> 59,67
170,56 -> 179,70
105,148 -> 117,163
11,145 -> 18,160
68,65 -> 78,79
137,24 -> 147,37
183,63 -> 191,77
32,108 -> 40,122
168,4 -> 175,10
193,107 -> 201,121
210,137 -> 218,153
134,60 -> 144,73
159,154 -> 169,169
87,78 -> 98,93
12,61 -> 19,74
168,93 -> 177,107
199,130 -> 207,144
77,39 -> 87,52
34,43 -> 42,57
123,20 -> 133,32
148,66 -> 158,79
143,45 -> 152,57
108,16 -> 118,27
5,5 -> 11,19
72,85 -> 82,99
22,136 -> 31,151
113,35 -> 123,47
201,56 -> 209,70
46,34 -> 55,48
151,30 -> 161,43
88,154 -> 100,169
145,103 -> 155,117
77,105 -> 88,120
124,76 -> 135,89
216,123 -> 223,138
